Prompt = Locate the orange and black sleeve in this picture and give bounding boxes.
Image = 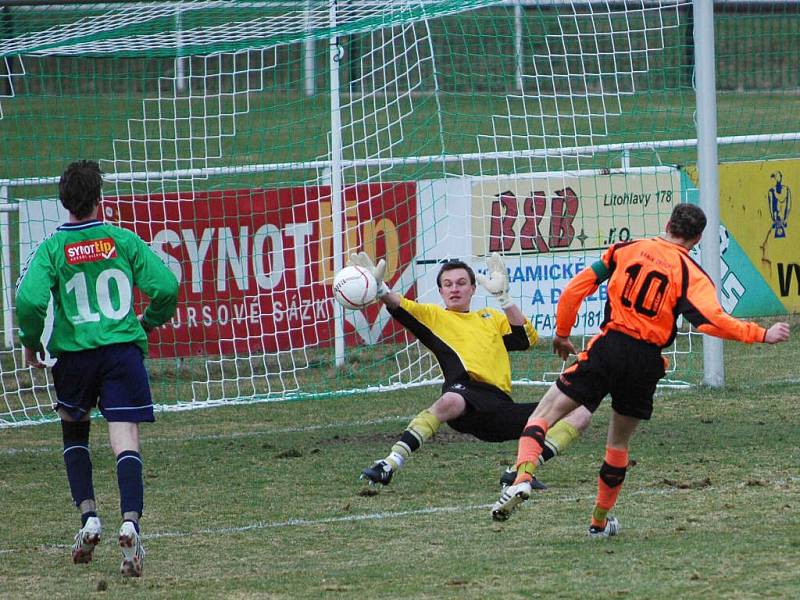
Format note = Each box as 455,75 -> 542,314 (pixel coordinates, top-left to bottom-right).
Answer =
554,247 -> 615,338
676,256 -> 767,343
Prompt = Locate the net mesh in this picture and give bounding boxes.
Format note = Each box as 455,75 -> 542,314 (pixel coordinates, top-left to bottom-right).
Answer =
1,0 -> 797,426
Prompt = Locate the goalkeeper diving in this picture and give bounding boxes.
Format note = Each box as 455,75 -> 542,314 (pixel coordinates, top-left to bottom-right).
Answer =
350,251 -> 593,489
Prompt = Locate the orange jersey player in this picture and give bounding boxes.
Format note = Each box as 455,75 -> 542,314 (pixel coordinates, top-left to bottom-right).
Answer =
491,203 -> 790,535
556,231 -> 766,349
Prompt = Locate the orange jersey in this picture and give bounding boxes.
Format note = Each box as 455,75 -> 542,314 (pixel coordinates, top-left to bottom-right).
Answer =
555,237 -> 767,348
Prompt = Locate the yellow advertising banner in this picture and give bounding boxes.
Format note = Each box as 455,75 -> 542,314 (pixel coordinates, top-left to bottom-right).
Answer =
470,170 -> 681,256
687,160 -> 799,312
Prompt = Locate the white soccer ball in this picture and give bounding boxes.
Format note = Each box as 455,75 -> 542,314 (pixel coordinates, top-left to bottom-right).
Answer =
332,265 -> 378,310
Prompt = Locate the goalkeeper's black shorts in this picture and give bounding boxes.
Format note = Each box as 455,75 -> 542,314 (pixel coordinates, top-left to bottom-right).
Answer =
442,380 -> 537,442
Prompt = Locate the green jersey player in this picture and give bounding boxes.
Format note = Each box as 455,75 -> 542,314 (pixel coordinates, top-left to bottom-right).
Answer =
15,160 -> 178,577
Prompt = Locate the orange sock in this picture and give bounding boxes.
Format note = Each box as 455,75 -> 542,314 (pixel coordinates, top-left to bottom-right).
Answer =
591,446 -> 629,529
513,418 -> 549,483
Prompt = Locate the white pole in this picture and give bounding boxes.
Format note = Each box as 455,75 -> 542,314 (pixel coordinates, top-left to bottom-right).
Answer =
514,1 -> 523,91
175,7 -> 186,92
304,0 -> 316,97
694,0 -> 723,387
329,0 -> 346,367
0,184 -> 13,348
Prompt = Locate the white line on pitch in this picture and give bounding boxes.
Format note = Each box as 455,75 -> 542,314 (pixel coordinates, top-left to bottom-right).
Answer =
3,478 -> 796,556
146,503 -> 493,540
0,502 -> 491,555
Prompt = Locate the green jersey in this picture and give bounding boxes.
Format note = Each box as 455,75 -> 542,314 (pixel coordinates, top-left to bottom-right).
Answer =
15,219 -> 179,356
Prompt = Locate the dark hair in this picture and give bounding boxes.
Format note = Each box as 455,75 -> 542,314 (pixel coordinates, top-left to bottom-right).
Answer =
436,259 -> 476,288
666,203 -> 706,240
59,160 -> 103,219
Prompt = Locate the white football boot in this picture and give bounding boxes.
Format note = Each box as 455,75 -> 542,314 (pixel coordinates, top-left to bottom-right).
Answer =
588,516 -> 620,538
71,516 -> 102,564
119,521 -> 145,577
491,480 -> 532,522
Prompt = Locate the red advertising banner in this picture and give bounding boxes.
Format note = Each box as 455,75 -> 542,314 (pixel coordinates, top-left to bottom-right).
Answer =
103,183 -> 416,358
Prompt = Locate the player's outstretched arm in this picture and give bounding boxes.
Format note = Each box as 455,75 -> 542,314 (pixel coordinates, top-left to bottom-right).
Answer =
681,259 -> 789,344
764,322 -> 790,344
347,251 -> 400,309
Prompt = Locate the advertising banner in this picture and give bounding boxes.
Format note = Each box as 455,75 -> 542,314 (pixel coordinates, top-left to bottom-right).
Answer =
507,252 -> 607,337
466,169 -> 679,337
470,169 -> 680,257
107,183 -> 416,357
20,183 -> 416,358
685,161 -> 793,316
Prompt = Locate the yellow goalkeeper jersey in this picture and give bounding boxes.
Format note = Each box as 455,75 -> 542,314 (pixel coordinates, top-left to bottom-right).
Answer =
388,296 -> 537,394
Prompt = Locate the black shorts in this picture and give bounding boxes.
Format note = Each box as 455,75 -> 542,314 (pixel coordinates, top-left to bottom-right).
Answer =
442,380 -> 537,442
556,329 -> 666,420
52,343 -> 155,423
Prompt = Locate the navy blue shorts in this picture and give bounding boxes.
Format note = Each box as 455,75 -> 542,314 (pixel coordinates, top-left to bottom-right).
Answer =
52,343 -> 154,423
556,329 -> 666,420
443,380 -> 537,442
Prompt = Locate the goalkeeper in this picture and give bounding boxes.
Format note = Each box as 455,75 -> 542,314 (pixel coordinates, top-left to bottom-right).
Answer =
352,251 -> 593,489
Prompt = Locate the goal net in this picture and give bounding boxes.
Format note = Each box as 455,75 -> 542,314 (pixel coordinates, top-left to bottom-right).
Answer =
0,0 -> 794,426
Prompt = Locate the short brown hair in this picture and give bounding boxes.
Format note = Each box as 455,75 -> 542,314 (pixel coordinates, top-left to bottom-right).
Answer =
666,203 -> 706,240
59,160 -> 103,219
436,259 -> 475,288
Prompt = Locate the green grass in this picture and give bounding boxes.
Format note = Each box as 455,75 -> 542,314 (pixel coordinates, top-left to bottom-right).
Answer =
2,312 -> 793,424
1,7 -> 799,595
0,317 -> 798,597
1,373 -> 798,598
0,323 -> 717,424
0,82 -> 797,423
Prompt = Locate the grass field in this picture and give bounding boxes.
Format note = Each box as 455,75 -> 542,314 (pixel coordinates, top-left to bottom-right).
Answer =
1,8 -> 799,596
1,325 -> 798,599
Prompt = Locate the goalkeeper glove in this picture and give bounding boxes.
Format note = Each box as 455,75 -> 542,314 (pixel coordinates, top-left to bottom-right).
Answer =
476,252 -> 512,308
347,251 -> 390,299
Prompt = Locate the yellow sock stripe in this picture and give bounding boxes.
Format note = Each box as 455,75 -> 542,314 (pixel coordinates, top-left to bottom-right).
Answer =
515,461 -> 537,483
407,430 -> 424,446
408,409 -> 442,444
391,441 -> 413,459
545,420 -> 581,456
592,505 -> 610,526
